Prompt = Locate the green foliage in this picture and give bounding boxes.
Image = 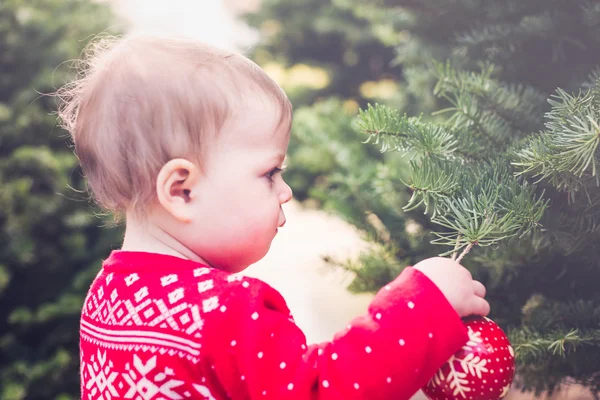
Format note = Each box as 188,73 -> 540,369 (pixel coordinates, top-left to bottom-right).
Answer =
244,0 -> 399,105
0,1 -> 120,398
275,0 -> 600,393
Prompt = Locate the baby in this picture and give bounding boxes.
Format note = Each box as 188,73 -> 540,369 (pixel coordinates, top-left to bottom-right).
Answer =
57,34 -> 489,400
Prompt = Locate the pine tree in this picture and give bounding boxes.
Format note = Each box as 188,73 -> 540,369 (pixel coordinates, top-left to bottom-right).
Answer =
243,0 -> 404,200
326,0 -> 600,395
244,0 -> 399,105
0,1 -> 119,398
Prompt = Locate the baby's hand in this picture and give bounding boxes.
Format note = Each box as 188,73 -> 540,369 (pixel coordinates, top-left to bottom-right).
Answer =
413,257 -> 490,318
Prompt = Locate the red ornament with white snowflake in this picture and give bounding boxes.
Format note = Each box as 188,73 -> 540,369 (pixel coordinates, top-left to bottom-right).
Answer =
423,316 -> 515,400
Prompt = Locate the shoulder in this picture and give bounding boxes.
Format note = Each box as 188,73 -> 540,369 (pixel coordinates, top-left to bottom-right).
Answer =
199,272 -> 291,318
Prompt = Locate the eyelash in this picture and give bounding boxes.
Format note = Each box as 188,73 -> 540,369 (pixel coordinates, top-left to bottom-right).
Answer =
266,166 -> 286,181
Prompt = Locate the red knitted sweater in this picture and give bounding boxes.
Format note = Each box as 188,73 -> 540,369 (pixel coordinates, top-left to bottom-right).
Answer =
80,251 -> 467,399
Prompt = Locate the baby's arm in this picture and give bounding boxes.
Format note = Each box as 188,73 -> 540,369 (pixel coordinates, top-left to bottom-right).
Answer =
203,267 -> 468,400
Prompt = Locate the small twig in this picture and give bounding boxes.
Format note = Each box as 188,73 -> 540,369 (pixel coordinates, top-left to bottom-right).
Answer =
451,234 -> 462,261
456,242 -> 475,264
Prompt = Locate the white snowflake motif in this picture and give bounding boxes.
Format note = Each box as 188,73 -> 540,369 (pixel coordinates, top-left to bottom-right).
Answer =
168,288 -> 185,304
125,273 -> 140,286
123,355 -> 184,399
161,274 -> 179,287
194,267 -> 211,277
226,274 -> 242,282
202,296 -> 219,313
193,384 -> 217,400
85,350 -> 119,398
184,305 -> 204,335
134,286 -> 149,303
430,326 -> 489,399
197,279 -> 214,294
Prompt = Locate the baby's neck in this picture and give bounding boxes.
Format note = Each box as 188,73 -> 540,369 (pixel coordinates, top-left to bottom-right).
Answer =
121,214 -> 209,265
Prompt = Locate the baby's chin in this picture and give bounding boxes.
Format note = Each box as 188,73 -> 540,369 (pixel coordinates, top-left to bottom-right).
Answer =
207,243 -> 273,273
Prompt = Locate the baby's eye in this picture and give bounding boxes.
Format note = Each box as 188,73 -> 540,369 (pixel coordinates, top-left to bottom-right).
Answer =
266,166 -> 286,181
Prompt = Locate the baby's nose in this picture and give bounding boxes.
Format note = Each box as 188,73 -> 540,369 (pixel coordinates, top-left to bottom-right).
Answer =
279,181 -> 293,204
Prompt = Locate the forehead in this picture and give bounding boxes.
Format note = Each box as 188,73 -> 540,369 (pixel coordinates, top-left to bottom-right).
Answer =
211,101 -> 290,163
228,97 -> 291,141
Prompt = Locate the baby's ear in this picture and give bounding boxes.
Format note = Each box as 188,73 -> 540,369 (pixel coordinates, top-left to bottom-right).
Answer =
155,158 -> 200,223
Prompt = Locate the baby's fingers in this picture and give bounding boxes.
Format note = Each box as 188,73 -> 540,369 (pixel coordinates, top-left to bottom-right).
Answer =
469,296 -> 490,317
473,280 -> 486,298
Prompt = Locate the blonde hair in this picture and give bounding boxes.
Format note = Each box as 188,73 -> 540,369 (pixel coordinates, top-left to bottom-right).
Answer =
56,34 -> 292,222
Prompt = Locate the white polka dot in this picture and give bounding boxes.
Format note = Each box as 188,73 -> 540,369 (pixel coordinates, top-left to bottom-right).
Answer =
262,391 -> 267,396
287,383 -> 294,390
258,352 -> 263,359
384,285 -> 391,291
270,333 -> 274,338
331,353 -> 338,360
220,305 -> 227,312
365,346 -> 372,353
242,281 -> 250,288
231,340 -> 236,346
354,383 -> 360,390
280,362 -> 286,369
387,377 -> 392,383
399,339 -> 405,346
241,375 -> 245,380
428,333 -> 433,338
347,324 -> 352,330
322,380 -> 329,388
318,349 -> 323,356
301,344 -> 306,350
408,301 -> 415,309
251,312 -> 259,320
375,313 -> 382,320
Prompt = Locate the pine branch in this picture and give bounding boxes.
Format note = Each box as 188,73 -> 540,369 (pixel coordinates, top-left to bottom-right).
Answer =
358,103 -> 548,258
514,80 -> 600,191
511,328 -> 600,362
433,62 -> 547,148
402,157 -> 463,218
358,103 -> 489,160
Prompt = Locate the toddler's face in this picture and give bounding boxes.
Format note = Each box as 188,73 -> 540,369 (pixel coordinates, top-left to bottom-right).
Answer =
179,102 -> 292,272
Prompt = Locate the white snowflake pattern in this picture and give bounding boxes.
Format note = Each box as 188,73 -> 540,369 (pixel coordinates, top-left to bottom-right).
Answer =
123,355 -> 184,399
194,267 -> 211,277
168,288 -> 185,304
226,274 -> 242,282
161,274 -> 179,287
134,286 -> 149,303
125,273 -> 140,286
197,279 -> 214,294
202,296 -> 219,313
193,384 -> 217,400
429,326 -> 489,399
84,350 -> 119,398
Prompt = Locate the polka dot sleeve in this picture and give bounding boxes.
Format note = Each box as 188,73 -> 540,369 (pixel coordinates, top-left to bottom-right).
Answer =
202,267 -> 468,399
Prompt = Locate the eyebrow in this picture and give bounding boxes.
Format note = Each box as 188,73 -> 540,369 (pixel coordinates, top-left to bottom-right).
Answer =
269,153 -> 287,165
